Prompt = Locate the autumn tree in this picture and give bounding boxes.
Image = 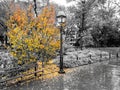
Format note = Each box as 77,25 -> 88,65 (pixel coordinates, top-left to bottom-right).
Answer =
6,5 -> 59,66
0,0 -> 33,45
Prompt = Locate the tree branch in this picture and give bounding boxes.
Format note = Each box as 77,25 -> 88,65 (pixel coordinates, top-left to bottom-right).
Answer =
33,0 -> 38,17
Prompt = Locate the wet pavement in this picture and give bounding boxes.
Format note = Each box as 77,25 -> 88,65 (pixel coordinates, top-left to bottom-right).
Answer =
6,61 -> 120,90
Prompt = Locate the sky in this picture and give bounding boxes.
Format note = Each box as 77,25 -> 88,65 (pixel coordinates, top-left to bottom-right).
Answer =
50,0 -> 67,6
50,0 -> 76,7
15,0 -> 75,7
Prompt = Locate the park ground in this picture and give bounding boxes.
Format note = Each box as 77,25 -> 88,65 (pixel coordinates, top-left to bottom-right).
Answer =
2,47 -> 120,90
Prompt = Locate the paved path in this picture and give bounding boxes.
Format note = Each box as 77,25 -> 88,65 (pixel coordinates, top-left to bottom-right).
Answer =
6,61 -> 120,90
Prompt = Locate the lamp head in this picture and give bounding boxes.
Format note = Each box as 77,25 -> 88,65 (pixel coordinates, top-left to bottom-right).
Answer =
56,11 -> 66,24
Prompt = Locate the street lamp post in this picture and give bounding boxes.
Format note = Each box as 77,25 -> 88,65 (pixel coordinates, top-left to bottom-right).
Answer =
56,11 -> 66,74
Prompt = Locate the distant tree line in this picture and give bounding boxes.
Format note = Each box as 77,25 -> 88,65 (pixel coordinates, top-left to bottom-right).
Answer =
90,0 -> 120,47
67,0 -> 120,48
91,22 -> 120,47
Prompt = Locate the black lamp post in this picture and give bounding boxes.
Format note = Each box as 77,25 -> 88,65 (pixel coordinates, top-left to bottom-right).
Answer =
56,11 -> 66,74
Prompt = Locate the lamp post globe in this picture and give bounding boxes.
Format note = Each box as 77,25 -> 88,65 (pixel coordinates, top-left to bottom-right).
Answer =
56,11 -> 66,74
56,11 -> 66,24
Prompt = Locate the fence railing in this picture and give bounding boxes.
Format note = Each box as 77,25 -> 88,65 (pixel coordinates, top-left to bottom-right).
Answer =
91,52 -> 119,60
0,61 -> 58,89
0,63 -> 43,88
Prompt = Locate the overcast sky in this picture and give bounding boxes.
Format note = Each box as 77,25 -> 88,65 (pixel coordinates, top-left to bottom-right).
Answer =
50,0 -> 75,7
18,0 -> 75,7
16,0 -> 120,7
50,0 -> 67,6
19,0 -> 67,5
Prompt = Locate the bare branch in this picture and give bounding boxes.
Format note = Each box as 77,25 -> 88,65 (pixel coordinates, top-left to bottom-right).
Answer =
33,0 -> 38,17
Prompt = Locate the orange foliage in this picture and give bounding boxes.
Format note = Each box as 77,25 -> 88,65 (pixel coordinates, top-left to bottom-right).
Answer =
7,5 -> 60,65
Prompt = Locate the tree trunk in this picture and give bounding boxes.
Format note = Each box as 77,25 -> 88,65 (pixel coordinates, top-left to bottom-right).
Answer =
34,63 -> 37,76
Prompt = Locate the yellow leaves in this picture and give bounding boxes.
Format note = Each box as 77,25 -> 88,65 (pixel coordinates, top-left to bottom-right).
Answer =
7,7 -> 28,29
39,45 -> 44,49
49,40 -> 60,50
7,5 -> 60,65
36,23 -> 42,29
27,5 -> 34,19
13,27 -> 20,34
46,28 -> 54,35
10,52 -> 17,57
